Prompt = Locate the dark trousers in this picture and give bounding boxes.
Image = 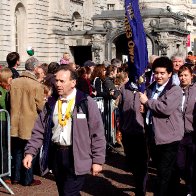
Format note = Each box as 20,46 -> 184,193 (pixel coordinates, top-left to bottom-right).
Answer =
193,150 -> 196,196
155,141 -> 180,196
52,145 -> 85,196
122,133 -> 148,196
145,124 -> 157,166
177,133 -> 196,194
11,137 -> 35,185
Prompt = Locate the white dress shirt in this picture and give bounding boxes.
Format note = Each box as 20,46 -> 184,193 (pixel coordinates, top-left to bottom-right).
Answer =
172,73 -> 180,86
51,88 -> 76,146
181,89 -> 186,112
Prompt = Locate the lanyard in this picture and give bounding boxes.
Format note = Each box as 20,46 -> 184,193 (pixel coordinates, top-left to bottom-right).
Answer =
58,98 -> 75,127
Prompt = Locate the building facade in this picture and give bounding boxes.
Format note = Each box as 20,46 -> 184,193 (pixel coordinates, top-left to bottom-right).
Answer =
0,0 -> 195,66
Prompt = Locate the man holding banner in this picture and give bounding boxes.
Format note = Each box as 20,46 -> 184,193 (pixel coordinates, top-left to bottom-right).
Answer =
123,0 -> 149,196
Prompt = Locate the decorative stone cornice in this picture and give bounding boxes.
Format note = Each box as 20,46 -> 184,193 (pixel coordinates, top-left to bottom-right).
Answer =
153,26 -> 190,35
70,0 -> 84,5
49,16 -> 72,22
52,29 -> 87,36
142,8 -> 186,22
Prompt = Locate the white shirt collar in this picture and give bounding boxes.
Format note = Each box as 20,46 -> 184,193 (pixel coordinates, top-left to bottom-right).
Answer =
155,79 -> 169,92
59,88 -> 76,101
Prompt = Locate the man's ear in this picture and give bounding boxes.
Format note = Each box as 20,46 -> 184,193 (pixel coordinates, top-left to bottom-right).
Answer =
72,79 -> 76,88
168,72 -> 172,78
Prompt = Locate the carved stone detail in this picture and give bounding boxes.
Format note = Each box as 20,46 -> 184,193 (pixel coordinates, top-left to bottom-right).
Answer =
157,32 -> 169,56
103,21 -> 113,31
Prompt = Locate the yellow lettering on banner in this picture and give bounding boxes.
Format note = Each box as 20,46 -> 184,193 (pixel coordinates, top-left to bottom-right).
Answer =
126,31 -> 132,39
125,16 -> 128,24
128,41 -> 134,63
124,15 -> 134,63
128,40 -> 134,47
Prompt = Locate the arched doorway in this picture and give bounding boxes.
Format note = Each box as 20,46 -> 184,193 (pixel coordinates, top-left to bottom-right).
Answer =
114,33 -> 129,62
146,36 -> 154,57
15,3 -> 27,61
113,33 -> 155,62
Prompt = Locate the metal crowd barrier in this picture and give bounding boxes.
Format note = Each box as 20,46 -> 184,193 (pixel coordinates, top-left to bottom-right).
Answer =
0,109 -> 14,195
93,97 -> 118,146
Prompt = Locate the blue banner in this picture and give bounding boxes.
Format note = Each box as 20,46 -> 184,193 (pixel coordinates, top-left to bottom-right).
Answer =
124,0 -> 148,92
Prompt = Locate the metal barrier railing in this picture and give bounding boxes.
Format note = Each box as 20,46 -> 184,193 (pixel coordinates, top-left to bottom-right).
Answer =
0,109 -> 14,195
93,97 -> 118,146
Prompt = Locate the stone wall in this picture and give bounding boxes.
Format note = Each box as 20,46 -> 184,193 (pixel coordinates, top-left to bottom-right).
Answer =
0,0 -> 195,67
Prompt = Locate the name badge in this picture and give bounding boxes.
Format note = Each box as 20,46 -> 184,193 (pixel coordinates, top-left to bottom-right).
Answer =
77,114 -> 86,119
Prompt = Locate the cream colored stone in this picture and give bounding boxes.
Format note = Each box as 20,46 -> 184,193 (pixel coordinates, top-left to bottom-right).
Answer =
0,0 -> 195,68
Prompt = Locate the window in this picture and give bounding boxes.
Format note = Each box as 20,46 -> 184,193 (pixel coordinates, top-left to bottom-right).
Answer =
71,12 -> 83,31
107,4 -> 115,10
15,3 -> 27,60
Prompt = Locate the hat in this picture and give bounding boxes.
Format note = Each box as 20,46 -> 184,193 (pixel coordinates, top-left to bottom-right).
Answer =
83,60 -> 95,67
27,46 -> 34,56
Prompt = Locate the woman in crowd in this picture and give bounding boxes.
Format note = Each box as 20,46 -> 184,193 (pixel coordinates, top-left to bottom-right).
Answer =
76,66 -> 93,96
91,64 -> 107,98
103,65 -> 120,100
177,65 -> 196,196
0,67 -> 12,183
114,72 -> 129,91
36,63 -> 48,83
43,62 -> 59,97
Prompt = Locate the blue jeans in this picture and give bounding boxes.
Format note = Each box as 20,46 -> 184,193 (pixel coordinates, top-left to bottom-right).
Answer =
11,137 -> 36,185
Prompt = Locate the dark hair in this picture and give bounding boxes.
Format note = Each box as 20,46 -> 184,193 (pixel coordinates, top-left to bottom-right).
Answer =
77,67 -> 86,78
56,64 -> 77,80
90,64 -> 106,81
48,62 -> 59,74
106,65 -> 117,76
111,58 -> 122,66
84,66 -> 91,75
152,57 -> 173,74
6,52 -> 20,68
40,63 -> 48,75
178,64 -> 193,76
188,51 -> 193,56
77,66 -> 92,78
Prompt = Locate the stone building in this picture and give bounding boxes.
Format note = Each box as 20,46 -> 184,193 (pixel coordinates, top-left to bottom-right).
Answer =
0,0 -> 195,66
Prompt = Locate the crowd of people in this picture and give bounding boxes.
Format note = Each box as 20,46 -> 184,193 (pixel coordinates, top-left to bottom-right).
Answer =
0,50 -> 195,196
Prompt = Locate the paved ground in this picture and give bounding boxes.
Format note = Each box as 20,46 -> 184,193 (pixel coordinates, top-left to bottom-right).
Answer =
0,147 -> 184,196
